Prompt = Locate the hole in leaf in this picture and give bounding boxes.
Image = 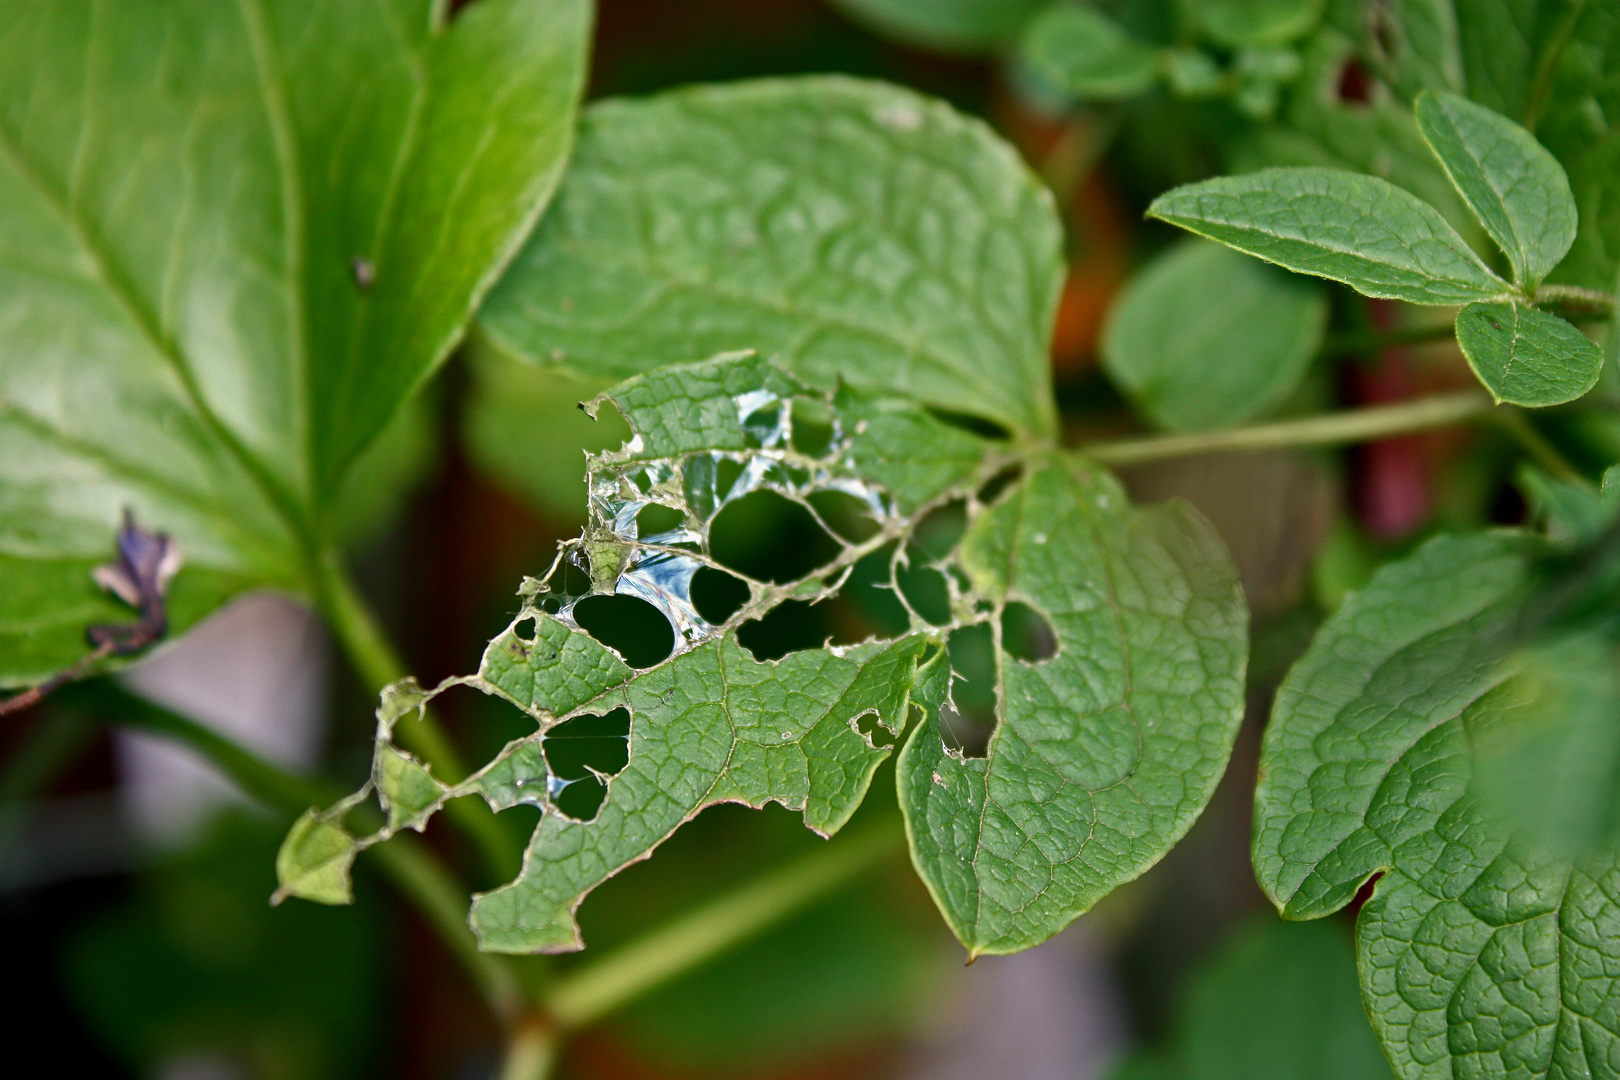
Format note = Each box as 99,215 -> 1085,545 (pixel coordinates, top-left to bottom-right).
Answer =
543,707 -> 631,821
1001,602 -> 1057,663
742,403 -> 783,447
897,563 -> 952,626
976,464 -> 1023,506
709,489 -> 841,583
852,710 -> 895,749
636,503 -> 684,539
926,407 -> 1010,442
844,544 -> 911,638
539,595 -> 563,614
513,616 -> 537,642
943,623 -> 997,758
738,599 -> 829,661
808,490 -> 881,543
560,556 -> 592,598
689,566 -> 751,624
911,501 -> 967,562
791,398 -> 836,456
572,594 -> 674,668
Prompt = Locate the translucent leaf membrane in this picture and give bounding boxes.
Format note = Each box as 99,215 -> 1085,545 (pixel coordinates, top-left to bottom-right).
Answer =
277,352 -> 1248,957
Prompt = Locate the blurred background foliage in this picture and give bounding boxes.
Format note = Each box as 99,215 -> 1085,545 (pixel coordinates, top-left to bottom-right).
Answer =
5,0 -> 1616,1077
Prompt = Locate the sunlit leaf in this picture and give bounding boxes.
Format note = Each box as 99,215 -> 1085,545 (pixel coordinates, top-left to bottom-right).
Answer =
0,0 -> 590,685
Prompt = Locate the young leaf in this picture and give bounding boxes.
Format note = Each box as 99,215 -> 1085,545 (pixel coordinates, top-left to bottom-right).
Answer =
1020,5 -> 1160,100
1109,918 -> 1395,1080
899,458 -> 1248,957
1415,91 -> 1577,288
1254,531 -> 1620,1080
474,76 -> 1064,440
824,0 -> 1048,52
1147,167 -> 1509,305
0,0 -> 590,685
1101,239 -> 1327,432
1454,301 -> 1602,406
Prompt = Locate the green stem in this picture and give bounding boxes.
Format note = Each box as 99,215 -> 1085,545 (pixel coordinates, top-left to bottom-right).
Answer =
496,1017 -> 559,1080
545,815 -> 903,1031
1535,283 -> 1617,310
1490,408 -> 1585,482
71,682 -> 526,1024
1082,390 -> 1494,466
315,554 -> 521,882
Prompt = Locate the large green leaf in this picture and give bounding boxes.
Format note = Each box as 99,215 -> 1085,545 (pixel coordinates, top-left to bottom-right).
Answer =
1254,531 -> 1620,1080
282,352 -> 1247,958
898,456 -> 1247,957
1108,917 -> 1395,1080
0,0 -> 590,685
1454,300 -> 1603,406
1415,91 -> 1577,288
1148,167 -> 1510,305
1101,238 -> 1327,432
474,77 -> 1063,440
824,0 -> 1047,52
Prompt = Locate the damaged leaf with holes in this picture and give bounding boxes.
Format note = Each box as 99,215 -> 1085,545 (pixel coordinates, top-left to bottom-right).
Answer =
277,351 -> 1248,958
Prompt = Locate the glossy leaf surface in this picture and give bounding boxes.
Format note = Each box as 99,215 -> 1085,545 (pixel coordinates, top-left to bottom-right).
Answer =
0,0 -> 590,684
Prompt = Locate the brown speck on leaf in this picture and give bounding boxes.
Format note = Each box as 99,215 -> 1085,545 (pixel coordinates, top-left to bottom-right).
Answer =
352,256 -> 375,289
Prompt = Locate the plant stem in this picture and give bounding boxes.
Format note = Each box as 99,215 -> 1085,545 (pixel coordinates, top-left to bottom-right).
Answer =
1536,283 -> 1617,310
1082,390 -> 1494,466
497,1017 -> 559,1080
1490,409 -> 1586,482
72,681 -> 526,1023
315,553 -> 521,882
545,815 -> 903,1031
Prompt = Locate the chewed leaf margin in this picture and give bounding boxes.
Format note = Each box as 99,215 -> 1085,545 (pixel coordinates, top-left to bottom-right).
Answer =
276,351 -> 1016,949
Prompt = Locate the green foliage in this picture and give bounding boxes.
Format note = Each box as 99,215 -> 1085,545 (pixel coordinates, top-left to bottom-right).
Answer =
1196,0 -> 1324,49
1101,239 -> 1327,431
0,0 -> 590,685
1020,5 -> 1161,100
282,351 -> 1247,958
1111,918 -> 1394,1080
825,0 -> 1048,52
1455,300 -> 1604,405
1255,532 -> 1620,1080
474,77 -> 1064,440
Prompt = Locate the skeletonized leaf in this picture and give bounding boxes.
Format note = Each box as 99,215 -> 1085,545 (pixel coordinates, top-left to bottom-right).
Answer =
1416,91 -> 1577,288
1148,167 -> 1509,305
899,457 -> 1247,957
1454,301 -> 1602,406
1254,531 -> 1620,1080
1101,239 -> 1326,431
1020,5 -> 1160,100
0,0 -> 590,685
475,77 -> 1063,440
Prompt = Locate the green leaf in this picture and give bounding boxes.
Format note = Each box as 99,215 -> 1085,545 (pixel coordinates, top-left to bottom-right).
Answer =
1254,531 -> 1620,1080
1356,0 -> 1465,101
898,457 -> 1248,957
284,352 -> 1247,957
1020,5 -> 1161,100
1415,91 -> 1577,288
1454,301 -> 1602,405
1196,0 -> 1324,48
274,809 -> 361,906
0,0 -> 590,686
1101,239 -> 1327,432
823,0 -> 1048,52
1111,918 -> 1394,1080
474,76 -> 1064,440
1147,167 -> 1510,305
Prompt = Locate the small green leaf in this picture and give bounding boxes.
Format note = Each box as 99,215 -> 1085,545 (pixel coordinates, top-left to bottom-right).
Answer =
1101,239 -> 1327,431
1148,167 -> 1509,305
1358,0 -> 1465,101
1415,91 -> 1577,288
1254,531 -> 1620,1080
273,810 -> 360,907
475,77 -> 1064,439
1020,5 -> 1160,100
899,458 -> 1248,957
1454,301 -> 1602,406
374,745 -> 447,833
1196,0 -> 1324,48
1111,918 -> 1394,1080
824,0 -> 1047,52
0,0 -> 591,686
